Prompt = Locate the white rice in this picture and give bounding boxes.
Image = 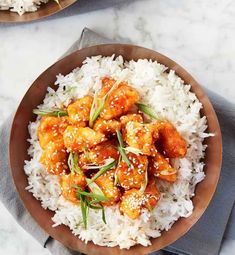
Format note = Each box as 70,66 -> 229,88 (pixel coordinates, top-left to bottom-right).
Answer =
0,0 -> 49,15
24,55 -> 211,249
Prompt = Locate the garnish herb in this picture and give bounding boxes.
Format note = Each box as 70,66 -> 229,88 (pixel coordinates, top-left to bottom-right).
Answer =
124,146 -> 143,155
72,185 -> 109,202
79,193 -> 88,229
82,147 -> 91,162
88,204 -> 103,210
89,77 -> 124,128
117,147 -> 132,168
83,158 -> 115,170
116,130 -> 132,167
140,168 -> 148,193
89,90 -> 104,128
68,152 -> 83,175
86,159 -> 117,185
114,155 -> 121,186
135,103 -> 161,120
72,185 -> 109,228
101,206 -> 106,224
116,129 -> 124,148
86,179 -> 105,197
33,108 -> 68,117
114,174 -> 119,186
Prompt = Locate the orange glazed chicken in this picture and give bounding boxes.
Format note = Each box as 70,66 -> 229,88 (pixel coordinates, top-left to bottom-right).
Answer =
37,116 -> 69,149
67,95 -> 93,126
34,76 -> 187,222
99,77 -> 140,120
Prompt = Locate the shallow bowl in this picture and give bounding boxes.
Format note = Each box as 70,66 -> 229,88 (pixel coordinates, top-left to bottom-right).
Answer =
9,44 -> 222,255
0,0 -> 76,23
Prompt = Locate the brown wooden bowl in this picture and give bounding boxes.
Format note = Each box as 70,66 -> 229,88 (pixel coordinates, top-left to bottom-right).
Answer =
9,44 -> 222,255
0,0 -> 76,23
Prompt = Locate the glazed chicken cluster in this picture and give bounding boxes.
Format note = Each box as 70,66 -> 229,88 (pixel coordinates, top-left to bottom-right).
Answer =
37,77 -> 187,220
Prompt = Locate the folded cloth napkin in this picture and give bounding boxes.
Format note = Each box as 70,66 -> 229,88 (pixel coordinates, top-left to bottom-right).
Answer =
50,0 -> 136,20
0,28 -> 235,255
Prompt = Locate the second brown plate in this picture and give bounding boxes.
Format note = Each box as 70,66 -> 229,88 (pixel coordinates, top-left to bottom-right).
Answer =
9,44 -> 222,255
0,0 -> 76,23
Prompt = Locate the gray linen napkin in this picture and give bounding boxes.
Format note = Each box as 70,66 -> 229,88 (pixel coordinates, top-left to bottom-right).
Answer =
0,28 -> 235,255
49,0 -> 137,20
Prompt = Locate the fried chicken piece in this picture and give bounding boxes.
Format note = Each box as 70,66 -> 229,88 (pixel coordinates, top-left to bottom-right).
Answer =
120,113 -> 143,139
155,120 -> 187,158
38,116 -> 69,149
67,96 -> 93,126
40,140 -> 68,175
116,153 -> 148,190
60,173 -> 86,204
94,170 -> 121,206
120,189 -> 143,219
144,177 -> 161,209
120,178 -> 160,219
120,113 -> 143,126
124,121 -> 156,156
93,118 -> 121,136
99,77 -> 140,120
148,153 -> 177,182
63,126 -> 106,152
78,140 -> 119,168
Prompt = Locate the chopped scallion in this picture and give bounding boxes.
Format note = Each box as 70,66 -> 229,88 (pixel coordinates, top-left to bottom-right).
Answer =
117,146 -> 132,168
72,184 -> 108,227
89,77 -> 123,127
140,168 -> 148,193
33,108 -> 68,117
72,185 -> 109,202
101,206 -> 106,224
116,130 -> 132,167
135,103 -> 160,120
87,160 -> 117,185
124,146 -> 143,155
68,152 -> 83,175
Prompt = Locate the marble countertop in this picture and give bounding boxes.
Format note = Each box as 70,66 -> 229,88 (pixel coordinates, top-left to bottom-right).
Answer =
0,0 -> 235,254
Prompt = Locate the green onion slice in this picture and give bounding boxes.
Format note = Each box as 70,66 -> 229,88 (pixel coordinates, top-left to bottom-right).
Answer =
87,159 -> 117,185
116,129 -> 125,148
135,103 -> 160,120
140,168 -> 148,194
89,77 -> 124,127
68,152 -> 83,175
101,206 -> 106,224
117,146 -> 132,168
84,158 -> 115,170
124,146 -> 143,155
89,90 -> 101,127
78,193 -> 88,229
82,147 -> 92,162
72,185 -> 109,202
114,174 -> 119,186
116,130 -> 132,167
88,204 -> 103,210
114,155 -> 121,186
86,178 -> 105,197
73,185 -> 108,228
33,108 -> 68,117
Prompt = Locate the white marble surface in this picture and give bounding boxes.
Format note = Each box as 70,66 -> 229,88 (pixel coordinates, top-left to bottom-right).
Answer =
0,0 -> 235,254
